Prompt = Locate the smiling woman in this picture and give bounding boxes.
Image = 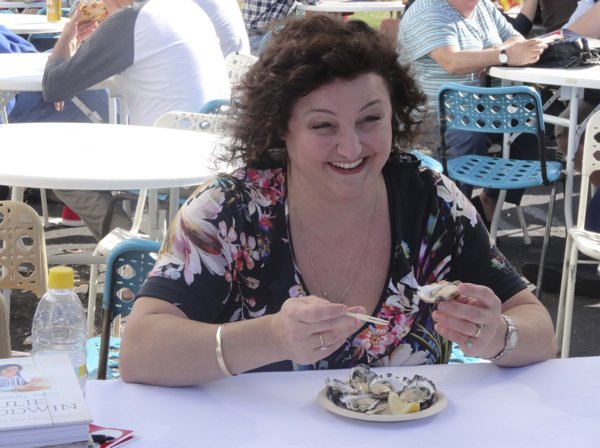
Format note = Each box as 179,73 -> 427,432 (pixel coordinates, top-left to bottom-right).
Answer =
119,14 -> 557,387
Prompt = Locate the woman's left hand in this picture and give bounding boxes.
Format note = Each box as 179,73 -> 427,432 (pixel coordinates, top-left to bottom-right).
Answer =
432,283 -> 505,359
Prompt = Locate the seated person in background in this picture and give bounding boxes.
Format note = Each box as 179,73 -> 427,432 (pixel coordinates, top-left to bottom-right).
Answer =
523,1 -> 600,295
539,0 -> 579,32
242,0 -> 321,55
404,0 -> 539,37
399,0 -> 547,229
43,0 -> 231,242
68,0 -> 250,58
119,15 -> 557,386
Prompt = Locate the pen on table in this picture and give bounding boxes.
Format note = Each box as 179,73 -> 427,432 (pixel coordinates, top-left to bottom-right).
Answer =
92,434 -> 115,444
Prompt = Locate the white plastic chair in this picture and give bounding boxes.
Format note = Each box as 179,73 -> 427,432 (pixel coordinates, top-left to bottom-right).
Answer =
0,201 -> 49,358
153,111 -> 226,134
224,52 -> 258,89
555,111 -> 600,358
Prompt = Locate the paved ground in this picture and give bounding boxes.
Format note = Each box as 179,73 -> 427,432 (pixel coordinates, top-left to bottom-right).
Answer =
6,173 -> 600,359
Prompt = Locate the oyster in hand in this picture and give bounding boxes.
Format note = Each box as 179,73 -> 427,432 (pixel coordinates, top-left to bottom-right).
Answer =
416,281 -> 461,303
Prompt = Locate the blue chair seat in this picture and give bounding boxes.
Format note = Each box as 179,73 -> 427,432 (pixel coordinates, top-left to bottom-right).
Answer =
409,150 -> 443,173
448,156 -> 563,189
87,337 -> 121,379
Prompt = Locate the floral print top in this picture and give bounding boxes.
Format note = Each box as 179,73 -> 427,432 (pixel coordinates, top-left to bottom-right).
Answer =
138,155 -> 526,372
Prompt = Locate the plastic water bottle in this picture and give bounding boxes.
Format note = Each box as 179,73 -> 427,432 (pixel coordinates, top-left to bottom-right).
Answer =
32,267 -> 88,396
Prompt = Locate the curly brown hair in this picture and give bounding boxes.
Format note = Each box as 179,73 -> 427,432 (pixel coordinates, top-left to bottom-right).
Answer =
226,14 -> 427,166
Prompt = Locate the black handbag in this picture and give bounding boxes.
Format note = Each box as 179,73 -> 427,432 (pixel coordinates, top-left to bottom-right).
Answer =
530,36 -> 600,69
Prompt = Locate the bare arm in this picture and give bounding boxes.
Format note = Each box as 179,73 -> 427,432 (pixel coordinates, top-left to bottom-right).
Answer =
433,284 -> 557,367
518,0 -> 539,22
49,10 -> 98,62
429,36 -> 546,75
119,296 -> 364,386
567,1 -> 600,38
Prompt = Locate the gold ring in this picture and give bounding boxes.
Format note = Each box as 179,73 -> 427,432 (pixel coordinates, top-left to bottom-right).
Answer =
319,333 -> 327,351
474,323 -> 483,338
465,338 -> 473,348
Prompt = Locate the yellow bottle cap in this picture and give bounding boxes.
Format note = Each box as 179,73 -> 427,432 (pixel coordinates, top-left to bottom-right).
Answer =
48,266 -> 74,289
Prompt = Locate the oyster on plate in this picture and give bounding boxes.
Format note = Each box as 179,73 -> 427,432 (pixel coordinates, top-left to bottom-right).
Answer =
416,281 -> 461,303
324,365 -> 437,415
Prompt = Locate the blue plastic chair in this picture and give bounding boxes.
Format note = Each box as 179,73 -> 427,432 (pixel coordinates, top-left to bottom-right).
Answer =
408,151 -> 443,173
199,98 -> 233,115
0,10 -> 15,14
438,83 -> 562,296
86,239 -> 162,380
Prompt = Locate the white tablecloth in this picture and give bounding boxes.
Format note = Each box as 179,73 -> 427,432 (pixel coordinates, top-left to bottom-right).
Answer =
86,357 -> 600,447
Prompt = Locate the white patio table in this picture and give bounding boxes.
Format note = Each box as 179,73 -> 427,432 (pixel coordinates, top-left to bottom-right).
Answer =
0,2 -> 45,9
86,357 -> 600,448
0,12 -> 68,34
0,122 -> 229,262
296,0 -> 405,16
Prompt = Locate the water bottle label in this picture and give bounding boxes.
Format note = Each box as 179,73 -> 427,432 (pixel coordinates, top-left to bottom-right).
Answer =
74,363 -> 87,396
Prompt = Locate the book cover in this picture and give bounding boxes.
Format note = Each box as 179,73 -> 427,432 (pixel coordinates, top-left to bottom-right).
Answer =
0,354 -> 92,433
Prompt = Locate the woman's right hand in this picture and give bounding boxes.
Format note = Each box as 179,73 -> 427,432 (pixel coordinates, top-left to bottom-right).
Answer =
269,295 -> 365,365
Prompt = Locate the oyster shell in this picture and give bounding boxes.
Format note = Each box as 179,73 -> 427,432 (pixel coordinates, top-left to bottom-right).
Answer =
368,373 -> 411,398
339,394 -> 380,412
350,364 -> 378,393
416,281 -> 461,303
398,375 -> 437,410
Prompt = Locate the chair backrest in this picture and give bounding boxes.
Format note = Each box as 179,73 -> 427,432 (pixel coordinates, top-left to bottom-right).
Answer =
576,111 -> 600,231
0,201 -> 48,359
224,52 -> 258,88
153,111 -> 227,135
437,83 -> 549,184
98,238 -> 161,379
0,201 -> 48,299
258,29 -> 275,54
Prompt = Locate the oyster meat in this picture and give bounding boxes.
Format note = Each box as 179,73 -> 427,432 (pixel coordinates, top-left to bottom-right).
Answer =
416,281 -> 461,303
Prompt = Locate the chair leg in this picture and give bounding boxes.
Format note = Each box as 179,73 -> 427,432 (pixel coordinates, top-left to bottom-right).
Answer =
561,241 -> 580,358
87,260 -> 100,338
0,292 -> 11,359
490,190 -> 507,243
535,181 -> 558,298
555,234 -> 573,349
515,205 -> 531,245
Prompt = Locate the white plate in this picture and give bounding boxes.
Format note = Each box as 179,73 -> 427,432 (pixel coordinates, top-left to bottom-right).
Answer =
317,387 -> 448,422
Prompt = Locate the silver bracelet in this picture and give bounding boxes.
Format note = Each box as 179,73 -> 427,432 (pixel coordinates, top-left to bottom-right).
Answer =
215,323 -> 237,377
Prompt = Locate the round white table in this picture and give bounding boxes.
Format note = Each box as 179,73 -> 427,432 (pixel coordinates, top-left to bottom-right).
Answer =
0,1 -> 45,9
296,0 -> 405,13
0,13 -> 68,34
0,122 -> 231,256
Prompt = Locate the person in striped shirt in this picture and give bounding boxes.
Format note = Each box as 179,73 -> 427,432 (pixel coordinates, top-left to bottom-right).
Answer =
0,364 -> 41,391
399,0 -> 547,229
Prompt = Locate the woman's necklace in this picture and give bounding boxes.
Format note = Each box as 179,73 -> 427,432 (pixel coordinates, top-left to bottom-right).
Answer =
289,181 -> 379,304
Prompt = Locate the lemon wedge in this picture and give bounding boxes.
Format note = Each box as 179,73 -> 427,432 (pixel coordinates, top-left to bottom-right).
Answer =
388,391 -> 420,415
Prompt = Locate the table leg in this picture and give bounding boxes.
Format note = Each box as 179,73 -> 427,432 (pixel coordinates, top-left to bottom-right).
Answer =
169,187 -> 179,229
148,189 -> 162,241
